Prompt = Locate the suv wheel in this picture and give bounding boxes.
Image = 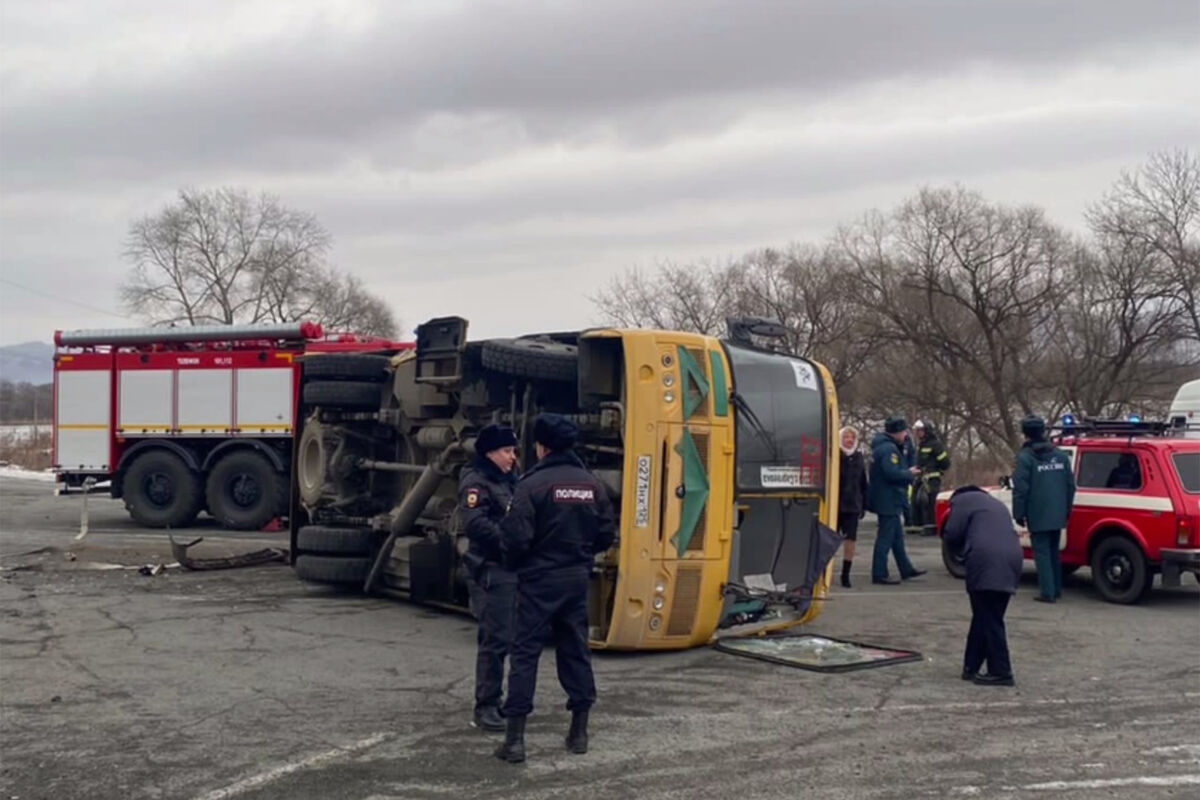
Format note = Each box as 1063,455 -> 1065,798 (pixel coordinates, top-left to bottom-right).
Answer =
1090,536 -> 1152,604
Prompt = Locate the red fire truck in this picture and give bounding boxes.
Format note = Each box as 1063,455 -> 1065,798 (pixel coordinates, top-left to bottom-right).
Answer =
52,322 -> 411,530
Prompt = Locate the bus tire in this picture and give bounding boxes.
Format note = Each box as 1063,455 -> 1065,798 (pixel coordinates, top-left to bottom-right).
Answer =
302,380 -> 382,411
295,554 -> 371,586
481,338 -> 578,382
297,525 -> 386,556
1090,535 -> 1152,604
123,449 -> 203,528
205,450 -> 286,530
304,354 -> 392,383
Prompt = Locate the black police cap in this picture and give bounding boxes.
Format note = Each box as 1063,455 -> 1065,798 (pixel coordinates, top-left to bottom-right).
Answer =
533,413 -> 579,452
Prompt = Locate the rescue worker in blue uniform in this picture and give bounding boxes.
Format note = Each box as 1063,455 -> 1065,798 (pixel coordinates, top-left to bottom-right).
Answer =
1012,415 -> 1076,603
495,414 -> 617,764
912,419 -> 952,536
869,416 -> 927,584
458,424 -> 520,732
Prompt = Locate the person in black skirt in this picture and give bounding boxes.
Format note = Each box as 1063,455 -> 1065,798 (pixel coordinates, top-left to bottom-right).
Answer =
941,485 -> 1023,686
838,426 -> 869,588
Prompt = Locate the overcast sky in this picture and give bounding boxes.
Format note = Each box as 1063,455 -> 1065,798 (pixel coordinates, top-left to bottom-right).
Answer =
1,0 -> 1197,347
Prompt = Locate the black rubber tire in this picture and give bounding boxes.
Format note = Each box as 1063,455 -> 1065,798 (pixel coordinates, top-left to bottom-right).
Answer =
294,555 -> 372,585
123,449 -> 203,529
941,536 -> 966,580
297,525 -> 386,556
205,450 -> 287,530
481,338 -> 578,382
1090,536 -> 1152,604
302,380 -> 382,411
304,353 -> 392,383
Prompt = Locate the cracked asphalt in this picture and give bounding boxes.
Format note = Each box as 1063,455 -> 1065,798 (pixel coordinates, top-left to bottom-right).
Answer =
2,475 -> 1198,800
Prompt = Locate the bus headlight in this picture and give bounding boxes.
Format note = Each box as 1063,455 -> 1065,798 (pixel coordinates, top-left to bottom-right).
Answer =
653,596 -> 665,611
663,374 -> 676,387
649,615 -> 663,631
664,391 -> 676,403
654,579 -> 667,594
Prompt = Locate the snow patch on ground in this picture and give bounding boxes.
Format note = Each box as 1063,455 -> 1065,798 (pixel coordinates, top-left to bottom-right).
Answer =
0,465 -> 58,482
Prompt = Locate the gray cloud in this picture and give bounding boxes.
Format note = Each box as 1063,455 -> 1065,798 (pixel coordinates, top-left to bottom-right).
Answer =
1,0 -> 1197,345
2,0 -> 1196,186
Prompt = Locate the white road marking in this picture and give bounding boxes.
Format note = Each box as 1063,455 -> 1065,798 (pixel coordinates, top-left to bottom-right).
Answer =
192,732 -> 391,800
955,774 -> 1200,793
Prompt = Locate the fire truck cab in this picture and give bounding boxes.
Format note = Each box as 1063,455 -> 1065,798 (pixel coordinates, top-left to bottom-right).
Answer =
53,322 -> 409,530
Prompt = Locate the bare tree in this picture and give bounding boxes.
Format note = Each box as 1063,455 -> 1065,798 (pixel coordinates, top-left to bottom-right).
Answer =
591,261 -> 739,334
1087,149 -> 1200,343
121,188 -> 397,337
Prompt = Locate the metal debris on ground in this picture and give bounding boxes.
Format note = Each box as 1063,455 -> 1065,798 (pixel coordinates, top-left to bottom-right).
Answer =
168,535 -> 287,571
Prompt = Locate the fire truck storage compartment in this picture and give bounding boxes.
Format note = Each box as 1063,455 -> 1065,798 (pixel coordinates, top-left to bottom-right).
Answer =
55,369 -> 112,472
178,369 -> 233,433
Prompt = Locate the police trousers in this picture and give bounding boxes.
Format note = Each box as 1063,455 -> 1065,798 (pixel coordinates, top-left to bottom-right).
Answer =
502,566 -> 595,719
467,565 -> 517,711
964,590 -> 1013,678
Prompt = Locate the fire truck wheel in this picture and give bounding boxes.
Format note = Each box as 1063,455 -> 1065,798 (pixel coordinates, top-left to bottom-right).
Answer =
123,450 -> 203,529
302,380 -> 383,410
1090,535 -> 1153,604
205,450 -> 287,530
297,525 -> 386,556
304,353 -> 393,383
481,338 -> 578,382
294,554 -> 371,585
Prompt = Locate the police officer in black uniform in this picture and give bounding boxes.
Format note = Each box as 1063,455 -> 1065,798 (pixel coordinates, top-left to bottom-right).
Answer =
913,420 -> 952,536
494,413 -> 617,764
458,424 -> 520,732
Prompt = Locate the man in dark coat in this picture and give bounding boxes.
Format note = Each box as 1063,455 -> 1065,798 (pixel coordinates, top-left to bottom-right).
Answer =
942,486 -> 1023,686
912,420 -> 952,536
1012,415 -> 1076,603
838,426 -> 869,588
495,414 -> 617,764
458,424 -> 520,732
868,417 -> 926,585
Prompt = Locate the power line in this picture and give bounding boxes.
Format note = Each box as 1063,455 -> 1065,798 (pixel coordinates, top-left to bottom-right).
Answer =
0,277 -> 134,321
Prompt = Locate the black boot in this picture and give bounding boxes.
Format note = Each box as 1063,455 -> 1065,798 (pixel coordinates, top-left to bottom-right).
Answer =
565,710 -> 588,754
840,560 -> 852,588
494,715 -> 526,763
473,705 -> 504,733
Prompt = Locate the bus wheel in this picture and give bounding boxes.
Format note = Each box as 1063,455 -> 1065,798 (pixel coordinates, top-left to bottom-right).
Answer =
941,537 -> 966,579
295,554 -> 371,586
481,338 -> 578,382
1090,536 -> 1152,604
303,353 -> 392,383
297,525 -> 385,556
123,450 -> 203,528
206,450 -> 286,530
302,380 -> 382,411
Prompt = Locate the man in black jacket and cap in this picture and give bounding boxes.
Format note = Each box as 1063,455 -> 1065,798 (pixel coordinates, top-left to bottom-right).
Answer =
495,413 -> 617,764
942,486 -> 1023,686
458,424 -> 521,732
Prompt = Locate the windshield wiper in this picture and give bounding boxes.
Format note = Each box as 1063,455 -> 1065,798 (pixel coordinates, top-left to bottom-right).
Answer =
731,391 -> 779,460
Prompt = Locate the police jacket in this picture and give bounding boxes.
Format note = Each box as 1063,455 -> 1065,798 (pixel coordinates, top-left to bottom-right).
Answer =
1012,439 -> 1076,532
942,487 -> 1022,594
500,451 -> 617,579
458,456 -> 518,574
839,450 -> 868,517
917,425 -> 951,479
868,432 -> 915,516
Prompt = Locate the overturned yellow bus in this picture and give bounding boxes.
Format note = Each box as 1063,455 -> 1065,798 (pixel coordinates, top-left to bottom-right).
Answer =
291,317 -> 840,650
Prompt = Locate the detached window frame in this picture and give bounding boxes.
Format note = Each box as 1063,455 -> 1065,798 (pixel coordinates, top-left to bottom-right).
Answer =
1077,450 -> 1145,492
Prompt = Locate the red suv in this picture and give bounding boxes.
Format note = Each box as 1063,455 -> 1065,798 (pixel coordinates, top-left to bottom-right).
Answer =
937,420 -> 1200,604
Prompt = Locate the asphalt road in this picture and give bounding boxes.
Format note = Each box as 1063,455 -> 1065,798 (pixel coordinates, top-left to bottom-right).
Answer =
2,475 -> 1198,800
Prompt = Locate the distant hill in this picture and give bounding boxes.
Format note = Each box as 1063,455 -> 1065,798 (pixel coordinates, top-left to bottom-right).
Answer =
0,341 -> 54,385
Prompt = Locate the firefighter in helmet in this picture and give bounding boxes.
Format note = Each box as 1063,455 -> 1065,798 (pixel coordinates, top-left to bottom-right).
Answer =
912,419 -> 951,536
